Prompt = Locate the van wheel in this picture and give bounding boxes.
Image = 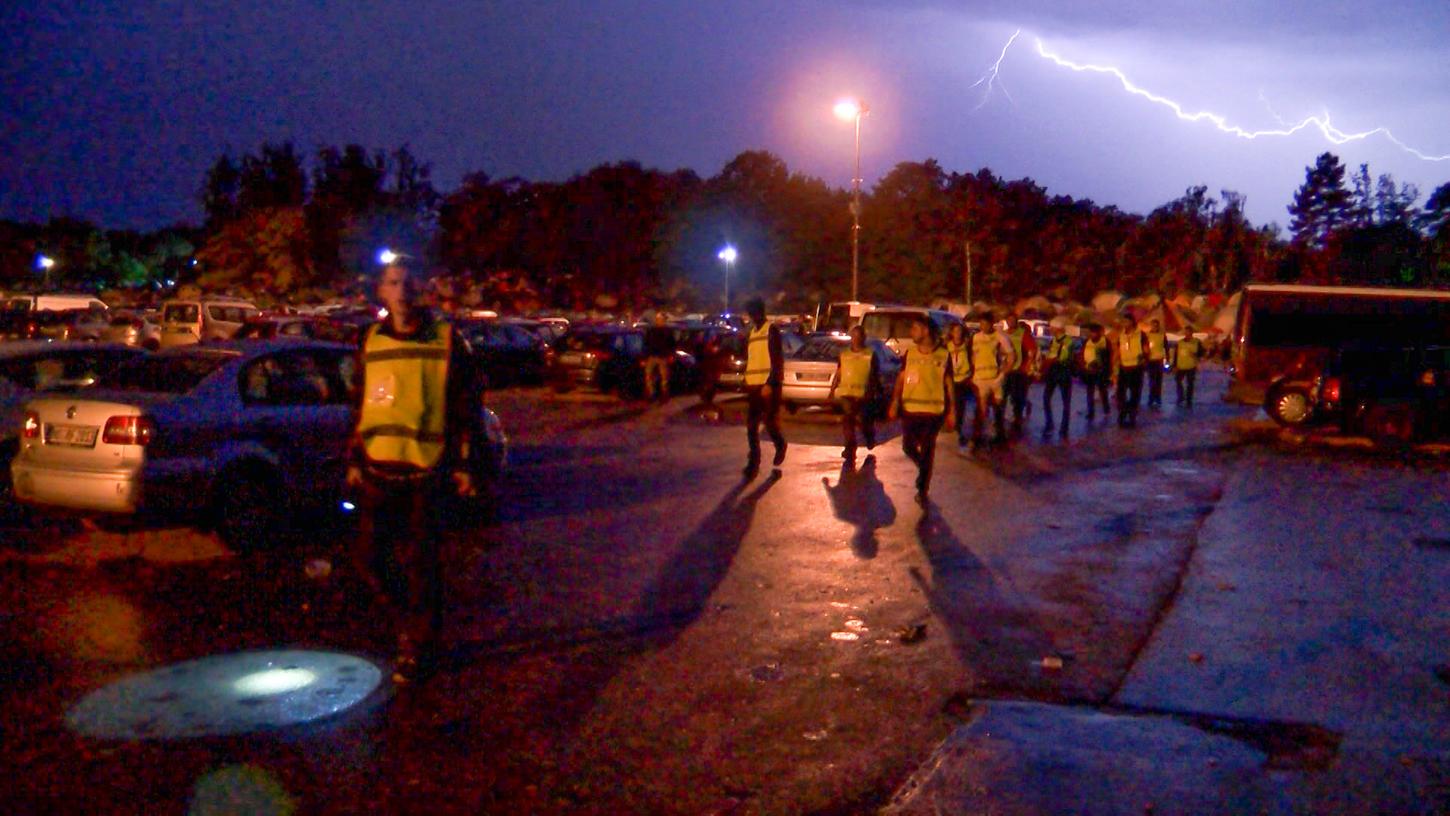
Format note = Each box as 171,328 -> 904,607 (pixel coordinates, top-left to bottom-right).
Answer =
215,467 -> 280,551
1264,383 -> 1313,428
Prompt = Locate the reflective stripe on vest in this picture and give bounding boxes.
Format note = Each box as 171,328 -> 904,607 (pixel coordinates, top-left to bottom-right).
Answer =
1047,336 -> 1072,365
1146,332 -> 1167,361
745,324 -> 772,386
1119,332 -> 1145,368
358,321 -> 451,469
970,333 -> 1001,382
901,346 -> 949,415
946,340 -> 970,382
1176,337 -> 1202,370
836,348 -> 872,398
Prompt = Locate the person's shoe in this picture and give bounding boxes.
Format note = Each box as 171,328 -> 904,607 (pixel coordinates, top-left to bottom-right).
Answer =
743,456 -> 760,478
773,443 -> 787,466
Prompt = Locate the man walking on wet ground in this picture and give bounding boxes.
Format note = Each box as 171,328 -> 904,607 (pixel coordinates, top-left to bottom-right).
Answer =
1005,317 -> 1038,434
1041,323 -> 1075,438
1172,331 -> 1204,407
642,311 -> 676,402
1080,322 -> 1111,422
742,297 -> 786,477
1114,317 -> 1149,428
889,314 -> 954,505
965,314 -> 1014,453
944,322 -> 972,454
1145,318 -> 1168,409
829,324 -> 878,461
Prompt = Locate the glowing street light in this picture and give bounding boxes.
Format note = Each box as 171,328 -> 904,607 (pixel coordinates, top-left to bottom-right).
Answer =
36,254 -> 56,288
377,248 -> 400,265
833,98 -> 868,302
717,245 -> 737,311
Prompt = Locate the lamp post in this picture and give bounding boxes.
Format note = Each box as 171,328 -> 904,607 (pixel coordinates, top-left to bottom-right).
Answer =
717,245 -> 737,312
36,254 -> 56,289
833,98 -> 868,302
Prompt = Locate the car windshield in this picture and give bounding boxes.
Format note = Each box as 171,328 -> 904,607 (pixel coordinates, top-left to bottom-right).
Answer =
795,337 -> 846,362
96,352 -> 232,393
861,313 -> 919,342
163,304 -> 200,323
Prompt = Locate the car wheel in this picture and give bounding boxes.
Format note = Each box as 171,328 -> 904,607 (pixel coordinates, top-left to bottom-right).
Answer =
1264,383 -> 1313,428
215,466 -> 280,551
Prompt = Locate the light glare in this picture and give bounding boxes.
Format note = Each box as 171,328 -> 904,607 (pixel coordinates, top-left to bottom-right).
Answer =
232,667 -> 317,696
377,248 -> 399,265
833,99 -> 861,121
717,246 -> 738,263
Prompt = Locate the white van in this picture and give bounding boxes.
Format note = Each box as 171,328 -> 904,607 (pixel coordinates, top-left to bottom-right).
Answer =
860,306 -> 965,356
159,296 -> 258,348
6,293 -> 108,313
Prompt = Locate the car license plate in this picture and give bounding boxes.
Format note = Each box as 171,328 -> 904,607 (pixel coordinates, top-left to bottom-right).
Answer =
797,372 -> 831,382
46,424 -> 98,447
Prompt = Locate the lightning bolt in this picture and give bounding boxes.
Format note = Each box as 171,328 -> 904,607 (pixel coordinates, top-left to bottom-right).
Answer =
1023,36 -> 1450,162
969,28 -> 1021,112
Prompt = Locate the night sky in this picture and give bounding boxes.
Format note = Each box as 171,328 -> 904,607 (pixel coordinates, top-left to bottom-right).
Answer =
4,1 -> 1448,230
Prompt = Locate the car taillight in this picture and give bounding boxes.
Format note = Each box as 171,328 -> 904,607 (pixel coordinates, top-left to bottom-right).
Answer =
1322,377 -> 1341,403
102,416 -> 155,445
23,411 -> 40,439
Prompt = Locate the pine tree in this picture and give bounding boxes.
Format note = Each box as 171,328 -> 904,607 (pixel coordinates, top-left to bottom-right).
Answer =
1288,152 -> 1352,250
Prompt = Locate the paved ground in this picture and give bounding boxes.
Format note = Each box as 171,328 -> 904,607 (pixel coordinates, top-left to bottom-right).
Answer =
1,368 -> 1446,814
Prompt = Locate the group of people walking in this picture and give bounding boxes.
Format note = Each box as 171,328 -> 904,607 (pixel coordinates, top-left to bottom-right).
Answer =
735,305 -> 1207,506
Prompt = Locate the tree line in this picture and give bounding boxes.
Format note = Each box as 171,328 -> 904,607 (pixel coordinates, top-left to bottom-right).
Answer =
3,145 -> 1447,309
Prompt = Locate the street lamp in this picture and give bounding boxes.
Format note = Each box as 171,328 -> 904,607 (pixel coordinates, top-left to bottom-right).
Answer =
377,248 -> 400,266
36,254 -> 56,289
717,245 -> 737,312
834,98 -> 868,302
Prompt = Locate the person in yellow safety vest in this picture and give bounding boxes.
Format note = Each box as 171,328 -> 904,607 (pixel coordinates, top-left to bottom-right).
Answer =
888,314 -> 954,505
741,296 -> 786,477
1005,318 -> 1038,432
1112,317 -> 1150,428
346,258 -> 480,685
1172,331 -> 1205,407
1145,318 -> 1168,409
965,314 -> 1015,453
1040,323 -> 1075,439
944,322 -> 973,451
828,324 -> 879,460
1080,322 -> 1111,421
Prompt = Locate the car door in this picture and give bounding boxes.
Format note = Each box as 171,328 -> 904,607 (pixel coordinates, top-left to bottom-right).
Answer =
237,349 -> 353,502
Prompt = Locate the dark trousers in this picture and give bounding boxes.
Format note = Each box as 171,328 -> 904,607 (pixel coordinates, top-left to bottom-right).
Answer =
745,384 -> 784,460
1084,370 -> 1111,419
1005,371 -> 1030,424
1147,362 -> 1165,406
1175,368 -> 1198,406
952,380 -> 971,445
1116,366 -> 1145,425
1043,371 -> 1073,432
353,473 -> 443,649
971,382 -> 1006,446
839,396 -> 876,454
901,413 -> 945,492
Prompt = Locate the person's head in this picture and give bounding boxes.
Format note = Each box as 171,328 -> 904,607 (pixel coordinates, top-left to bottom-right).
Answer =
1120,317 -> 1135,332
909,314 -> 934,345
376,262 -> 422,323
1149,318 -> 1161,332
1088,322 -> 1104,338
745,297 -> 766,325
948,322 -> 966,344
848,324 -> 866,348
978,315 -> 994,334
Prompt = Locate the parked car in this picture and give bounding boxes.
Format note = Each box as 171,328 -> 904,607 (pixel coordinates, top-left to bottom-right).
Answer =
549,324 -> 698,397
233,315 -> 336,342
31,309 -> 111,343
1292,341 -> 1450,444
713,328 -> 805,392
0,342 -> 145,498
101,311 -> 163,350
457,318 -> 550,387
780,335 -> 902,413
158,296 -> 258,348
860,306 -> 965,356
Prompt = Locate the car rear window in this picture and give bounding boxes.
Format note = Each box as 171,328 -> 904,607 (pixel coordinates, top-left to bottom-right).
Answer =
796,337 -> 847,362
96,353 -> 232,393
163,304 -> 200,324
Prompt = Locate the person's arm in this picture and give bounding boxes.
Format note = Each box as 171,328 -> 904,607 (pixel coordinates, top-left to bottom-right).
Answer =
768,324 -> 785,385
995,331 -> 1014,376
943,354 -> 955,418
443,326 -> 480,476
888,352 -> 906,419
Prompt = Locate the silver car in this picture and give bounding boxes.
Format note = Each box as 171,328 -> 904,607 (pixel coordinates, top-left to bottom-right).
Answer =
12,340 -> 506,549
100,311 -> 163,350
780,335 -> 901,413
0,342 -> 145,497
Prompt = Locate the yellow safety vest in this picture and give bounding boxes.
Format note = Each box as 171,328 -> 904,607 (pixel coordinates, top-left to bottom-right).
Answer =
901,345 -> 949,415
1118,331 -> 1145,368
1175,337 -> 1202,371
836,347 -> 872,398
1146,332 -> 1167,361
358,320 -> 451,469
1047,336 -> 1073,366
1008,327 -> 1026,365
970,332 -> 1002,382
1083,337 -> 1108,370
945,340 -> 970,383
745,323 -> 773,386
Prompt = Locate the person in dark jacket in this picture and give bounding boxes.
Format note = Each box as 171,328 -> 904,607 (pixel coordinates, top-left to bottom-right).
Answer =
642,312 -> 676,402
741,297 -> 786,477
